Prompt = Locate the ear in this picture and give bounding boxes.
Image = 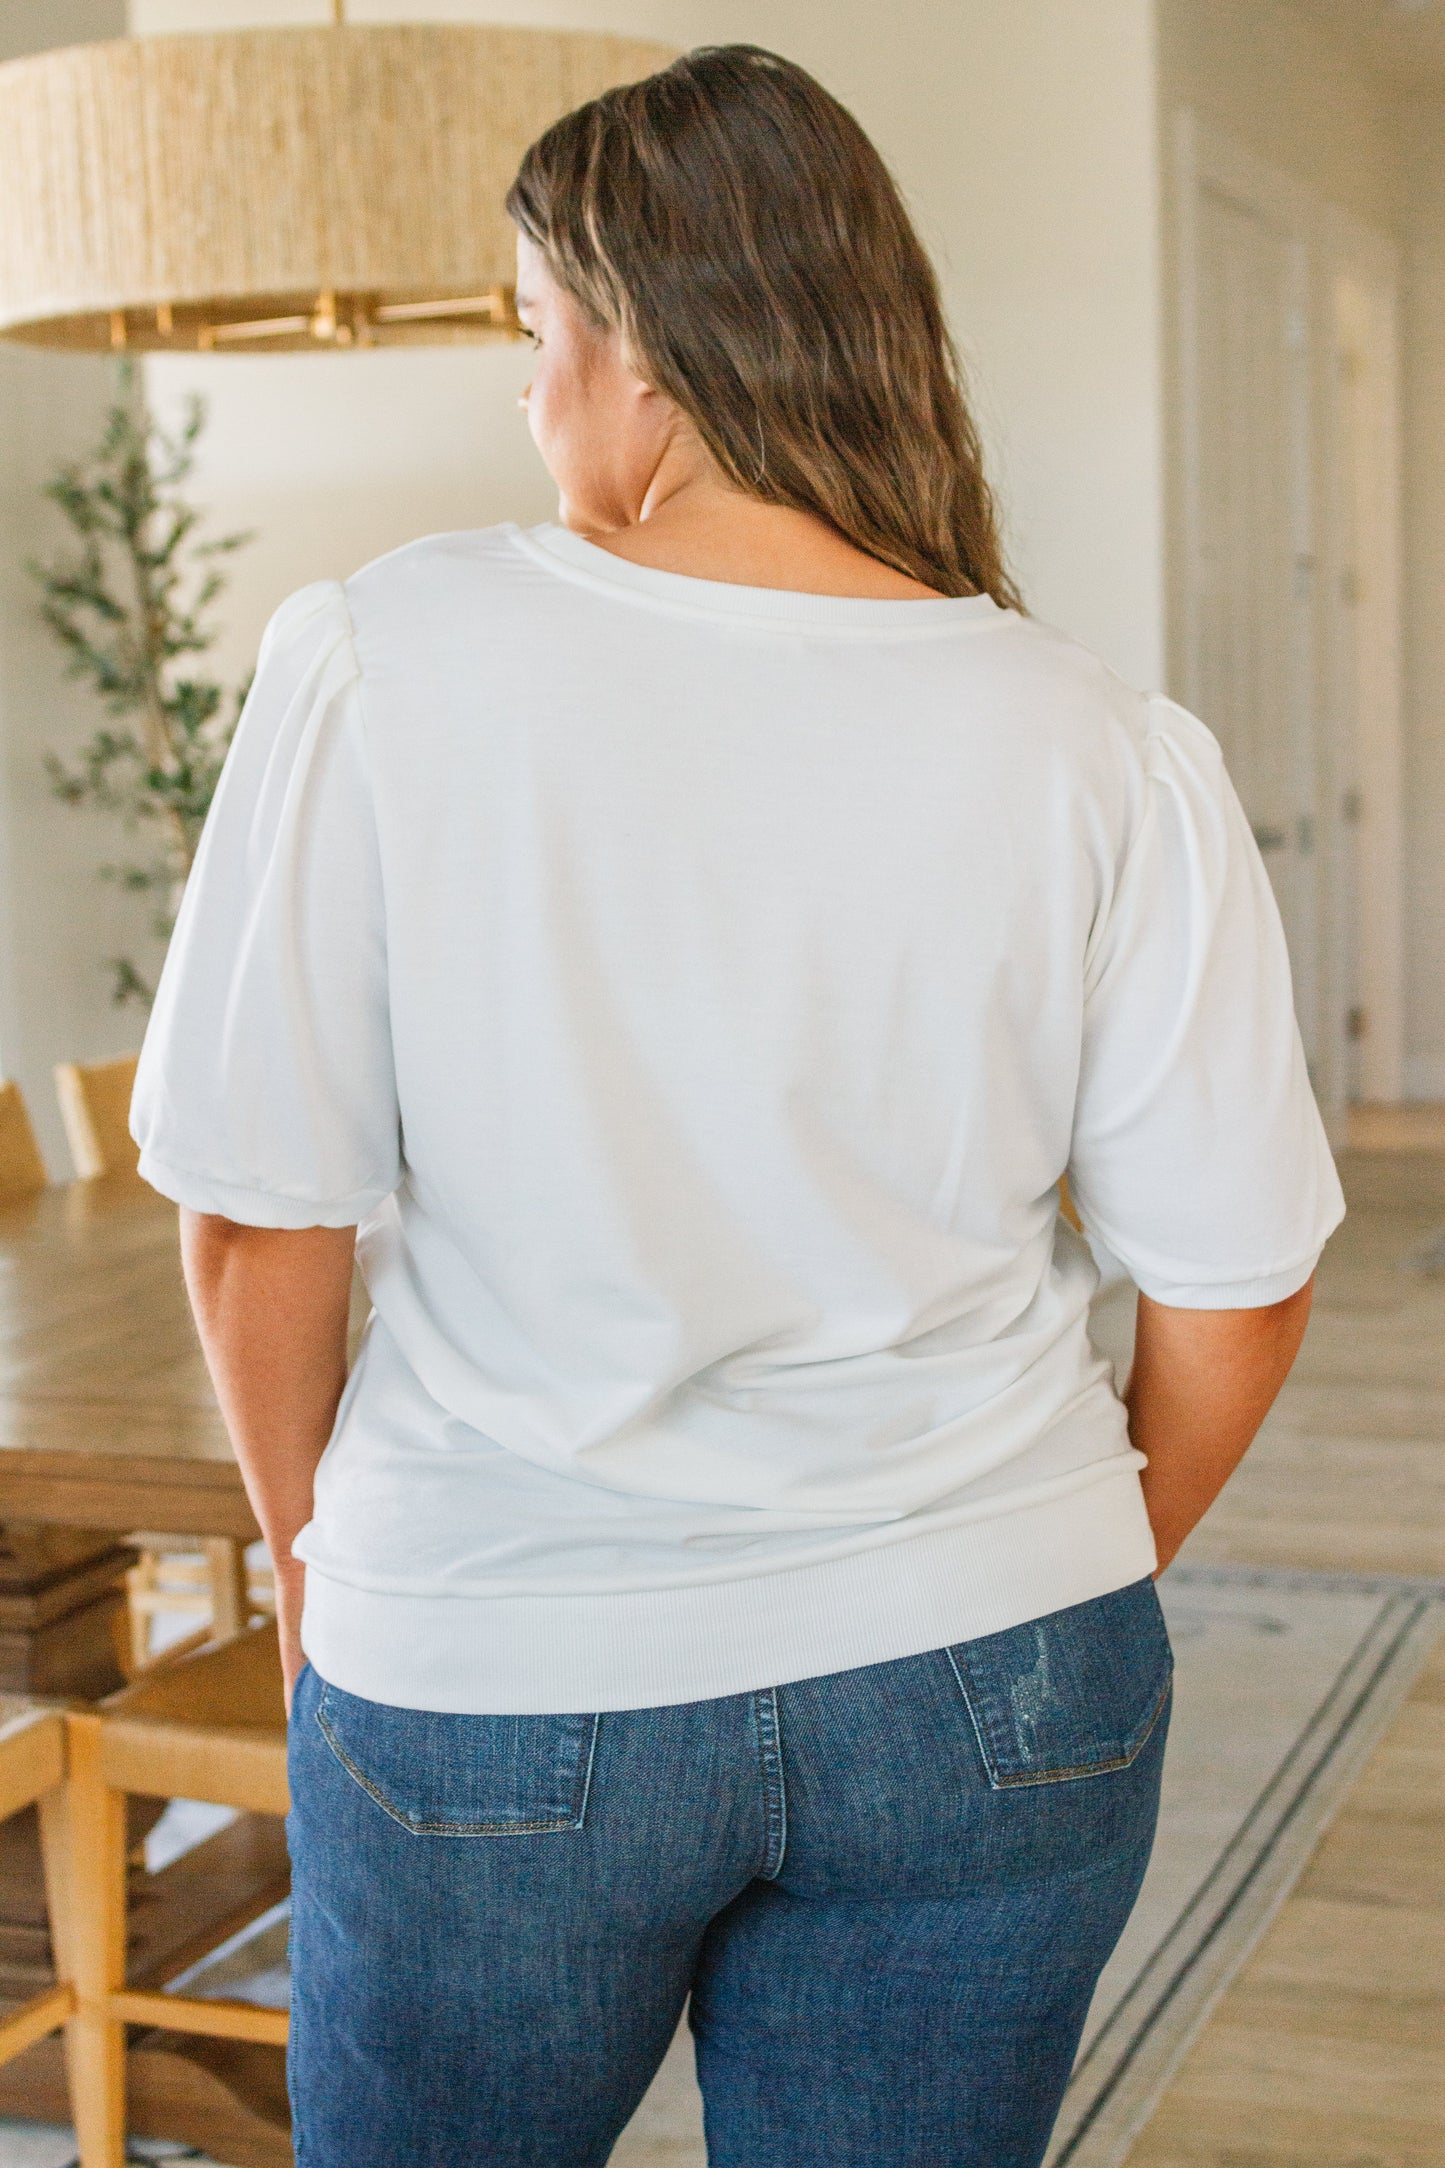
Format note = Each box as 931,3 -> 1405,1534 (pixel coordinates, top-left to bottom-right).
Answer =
612,321 -> 658,395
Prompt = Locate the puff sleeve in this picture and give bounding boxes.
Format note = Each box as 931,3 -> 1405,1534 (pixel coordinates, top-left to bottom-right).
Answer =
1069,695 -> 1344,1305
132,581 -> 400,1227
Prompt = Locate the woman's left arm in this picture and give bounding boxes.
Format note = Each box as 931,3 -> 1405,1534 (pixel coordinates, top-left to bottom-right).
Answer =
180,1210 -> 357,1706
1126,1275 -> 1314,1575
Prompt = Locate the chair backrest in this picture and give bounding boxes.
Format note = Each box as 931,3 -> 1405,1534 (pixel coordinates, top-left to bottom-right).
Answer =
96,1619 -> 288,1816
53,1053 -> 140,1180
0,1699 -> 65,1823
0,1080 -> 48,1205
104,1617 -> 285,1731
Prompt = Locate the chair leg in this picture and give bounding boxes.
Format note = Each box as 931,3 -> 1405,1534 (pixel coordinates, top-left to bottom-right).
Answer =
205,1537 -> 249,1641
55,1715 -> 128,2168
125,1554 -> 158,1674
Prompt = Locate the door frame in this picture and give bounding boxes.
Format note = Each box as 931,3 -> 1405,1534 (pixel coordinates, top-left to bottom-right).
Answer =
1170,109 -> 1406,1121
1171,112 -> 1318,713
1171,111 -> 1325,1094
1320,206 -> 1406,1105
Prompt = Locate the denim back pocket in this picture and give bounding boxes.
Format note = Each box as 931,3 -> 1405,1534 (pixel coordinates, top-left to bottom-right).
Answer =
947,1578 -> 1172,1789
316,1681 -> 600,1836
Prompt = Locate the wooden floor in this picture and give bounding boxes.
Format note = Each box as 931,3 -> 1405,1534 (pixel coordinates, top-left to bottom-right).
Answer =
1121,1140 -> 1445,2167
1347,1100 -> 1445,1153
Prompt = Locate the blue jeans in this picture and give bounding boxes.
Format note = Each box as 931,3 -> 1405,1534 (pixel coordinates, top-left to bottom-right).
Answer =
287,1577 -> 1171,2167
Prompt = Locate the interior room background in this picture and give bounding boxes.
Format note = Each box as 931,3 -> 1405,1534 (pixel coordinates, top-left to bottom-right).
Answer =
1,0 -> 1441,1171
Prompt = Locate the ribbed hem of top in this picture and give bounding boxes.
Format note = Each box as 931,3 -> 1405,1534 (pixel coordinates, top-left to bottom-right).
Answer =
299,1461 -> 1157,1713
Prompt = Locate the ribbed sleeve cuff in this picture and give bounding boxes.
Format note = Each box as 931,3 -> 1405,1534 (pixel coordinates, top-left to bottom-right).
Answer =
1128,1248 -> 1323,1309
137,1148 -> 391,1230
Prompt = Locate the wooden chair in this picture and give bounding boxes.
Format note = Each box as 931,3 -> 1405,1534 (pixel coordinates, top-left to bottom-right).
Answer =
53,1054 -> 140,1181
126,1539 -> 273,1673
0,1700 -> 75,2068
51,1053 -> 261,1668
0,1080 -> 48,1204
61,1622 -> 289,2168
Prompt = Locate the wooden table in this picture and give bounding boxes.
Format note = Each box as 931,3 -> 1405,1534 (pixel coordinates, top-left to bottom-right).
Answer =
0,1174 -> 288,2165
0,1171 -> 255,1553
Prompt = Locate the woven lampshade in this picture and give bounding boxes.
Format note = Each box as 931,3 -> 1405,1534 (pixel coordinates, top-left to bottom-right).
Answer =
0,24 -> 674,352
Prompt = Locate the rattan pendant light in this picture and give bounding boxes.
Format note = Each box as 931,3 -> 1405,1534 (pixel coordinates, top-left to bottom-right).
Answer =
0,5 -> 671,353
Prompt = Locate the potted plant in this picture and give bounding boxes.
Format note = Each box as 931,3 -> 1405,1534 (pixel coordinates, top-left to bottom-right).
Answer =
30,362 -> 252,1006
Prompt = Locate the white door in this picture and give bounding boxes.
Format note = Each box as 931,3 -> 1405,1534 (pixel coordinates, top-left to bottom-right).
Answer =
1189,170 -> 1320,1072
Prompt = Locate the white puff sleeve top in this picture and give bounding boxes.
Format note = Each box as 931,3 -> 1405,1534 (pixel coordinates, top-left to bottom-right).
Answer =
132,526 -> 1343,1711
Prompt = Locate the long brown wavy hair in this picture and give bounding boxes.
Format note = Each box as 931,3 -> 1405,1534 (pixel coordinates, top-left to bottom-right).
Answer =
506,45 -> 1021,609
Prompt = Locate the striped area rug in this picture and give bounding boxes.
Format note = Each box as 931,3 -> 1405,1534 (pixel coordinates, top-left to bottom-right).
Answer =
1044,1561 -> 1444,2167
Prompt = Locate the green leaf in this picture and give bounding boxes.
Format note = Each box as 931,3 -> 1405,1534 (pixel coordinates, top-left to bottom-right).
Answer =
34,370 -> 253,983
106,957 -> 154,1009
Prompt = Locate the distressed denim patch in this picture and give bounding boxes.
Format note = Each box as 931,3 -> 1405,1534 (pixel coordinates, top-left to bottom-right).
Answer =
947,1579 -> 1173,1788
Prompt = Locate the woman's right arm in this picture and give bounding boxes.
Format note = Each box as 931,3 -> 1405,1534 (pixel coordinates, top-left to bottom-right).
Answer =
1126,1278 -> 1314,1575
180,1212 -> 358,1703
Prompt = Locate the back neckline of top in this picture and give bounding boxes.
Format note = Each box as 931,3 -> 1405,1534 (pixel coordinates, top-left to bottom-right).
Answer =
507,522 -> 1009,639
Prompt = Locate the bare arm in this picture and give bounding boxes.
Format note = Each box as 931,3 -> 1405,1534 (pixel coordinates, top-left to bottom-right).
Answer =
180,1210 -> 357,1705
1127,1277 -> 1314,1574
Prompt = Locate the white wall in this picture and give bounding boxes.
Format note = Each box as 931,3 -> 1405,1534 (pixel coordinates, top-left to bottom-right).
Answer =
1156,0 -> 1403,234
1399,96 -> 1445,1097
131,0 -> 1165,694
0,0 -> 143,1173
711,0 -> 1166,690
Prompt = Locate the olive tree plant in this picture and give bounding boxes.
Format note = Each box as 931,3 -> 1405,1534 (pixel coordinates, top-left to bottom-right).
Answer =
29,363 -> 252,1005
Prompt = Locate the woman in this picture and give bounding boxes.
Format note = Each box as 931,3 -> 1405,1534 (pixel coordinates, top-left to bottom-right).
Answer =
133,45 -> 1342,2168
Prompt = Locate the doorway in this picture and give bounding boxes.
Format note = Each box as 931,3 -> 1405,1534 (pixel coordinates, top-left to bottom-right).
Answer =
1172,113 -> 1405,1119
1325,235 -> 1406,1105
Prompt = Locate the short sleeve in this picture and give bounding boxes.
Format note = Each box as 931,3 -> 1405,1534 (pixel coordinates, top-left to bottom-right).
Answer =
1069,695 -> 1344,1306
132,581 -> 400,1228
